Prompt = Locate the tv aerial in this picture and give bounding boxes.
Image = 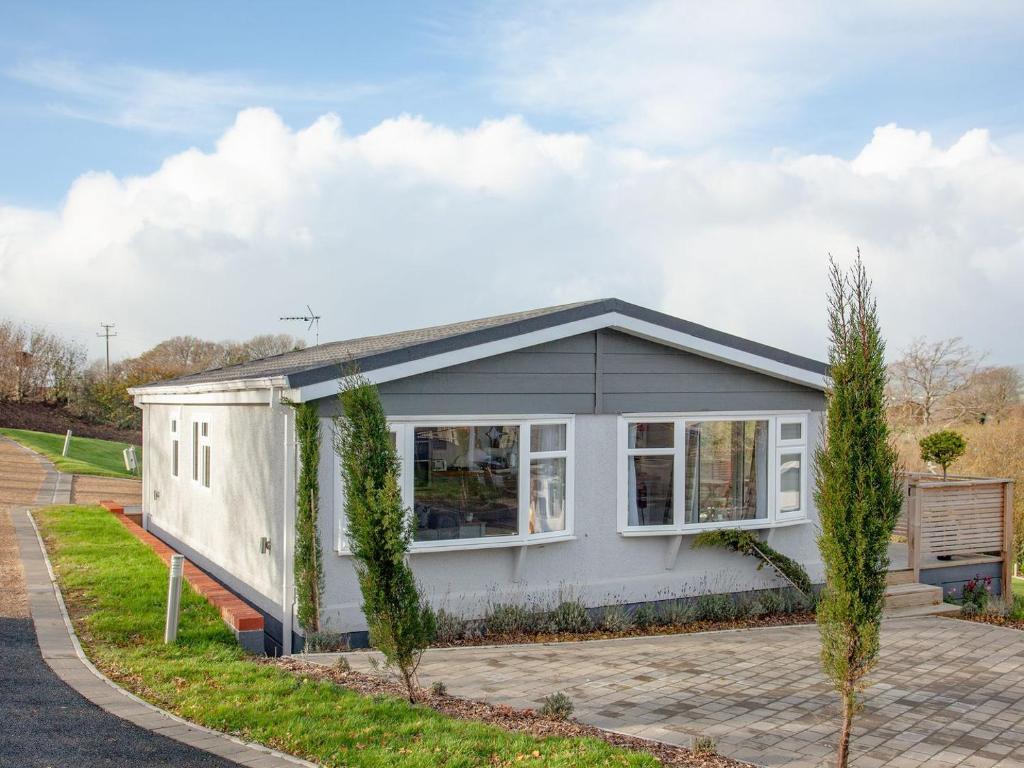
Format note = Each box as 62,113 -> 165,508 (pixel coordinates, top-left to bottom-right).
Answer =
280,305 -> 322,346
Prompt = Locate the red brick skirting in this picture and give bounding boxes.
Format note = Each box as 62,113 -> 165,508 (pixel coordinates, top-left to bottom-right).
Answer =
98,500 -> 264,633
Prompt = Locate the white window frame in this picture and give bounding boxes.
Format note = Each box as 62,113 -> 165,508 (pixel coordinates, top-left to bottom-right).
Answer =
334,415 -> 575,554
619,418 -> 680,534
618,411 -> 810,535
170,413 -> 180,479
775,415 -> 808,521
192,414 -> 212,490
777,415 -> 807,447
525,418 -> 574,542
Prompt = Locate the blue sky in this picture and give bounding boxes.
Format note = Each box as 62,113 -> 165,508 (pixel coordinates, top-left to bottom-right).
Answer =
1,1 -> 1023,362
4,1 -> 1023,206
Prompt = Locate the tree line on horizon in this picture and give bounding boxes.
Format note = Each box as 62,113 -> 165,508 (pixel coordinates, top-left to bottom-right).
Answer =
0,319 -> 305,430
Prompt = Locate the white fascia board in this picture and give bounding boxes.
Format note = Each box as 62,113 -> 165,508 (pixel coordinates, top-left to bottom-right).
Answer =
290,312 -> 826,402
128,376 -> 286,405
131,389 -> 274,406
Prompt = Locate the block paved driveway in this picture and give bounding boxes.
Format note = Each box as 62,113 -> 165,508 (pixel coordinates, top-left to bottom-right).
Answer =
327,618 -> 1024,768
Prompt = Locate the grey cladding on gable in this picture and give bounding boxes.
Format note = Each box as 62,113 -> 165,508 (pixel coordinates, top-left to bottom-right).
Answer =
317,330 -> 825,416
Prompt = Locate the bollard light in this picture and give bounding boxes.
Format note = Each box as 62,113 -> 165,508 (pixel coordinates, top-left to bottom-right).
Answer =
164,554 -> 184,643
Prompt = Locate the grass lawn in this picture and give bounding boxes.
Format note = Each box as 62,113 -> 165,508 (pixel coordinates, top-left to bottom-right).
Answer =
0,428 -> 140,478
1014,576 -> 1024,599
35,505 -> 658,768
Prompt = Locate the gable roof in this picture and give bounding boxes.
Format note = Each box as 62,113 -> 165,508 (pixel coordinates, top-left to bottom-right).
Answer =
129,298 -> 828,400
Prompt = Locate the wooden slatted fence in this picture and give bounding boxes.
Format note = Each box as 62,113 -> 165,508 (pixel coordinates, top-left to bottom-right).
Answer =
900,473 -> 1015,593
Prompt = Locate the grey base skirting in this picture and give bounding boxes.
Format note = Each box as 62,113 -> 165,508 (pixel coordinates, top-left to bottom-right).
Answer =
146,521 -> 304,656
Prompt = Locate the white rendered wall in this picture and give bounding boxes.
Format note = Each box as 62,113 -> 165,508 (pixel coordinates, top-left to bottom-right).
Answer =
142,401 -> 287,619
319,412 -> 824,634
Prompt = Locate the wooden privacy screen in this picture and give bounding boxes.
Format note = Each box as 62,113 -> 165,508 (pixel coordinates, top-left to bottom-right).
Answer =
917,480 -> 1006,556
900,474 -> 1015,593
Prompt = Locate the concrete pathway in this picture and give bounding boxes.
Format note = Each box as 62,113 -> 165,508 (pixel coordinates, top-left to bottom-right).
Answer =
71,474 -> 143,507
314,618 -> 1024,768
0,436 -> 315,768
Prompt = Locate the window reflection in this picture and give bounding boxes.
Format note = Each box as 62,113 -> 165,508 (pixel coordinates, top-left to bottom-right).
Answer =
684,420 -> 768,524
413,426 -> 519,540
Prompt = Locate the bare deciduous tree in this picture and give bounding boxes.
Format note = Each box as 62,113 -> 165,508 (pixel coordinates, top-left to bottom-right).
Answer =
957,366 -> 1022,424
0,320 -> 86,403
887,337 -> 980,426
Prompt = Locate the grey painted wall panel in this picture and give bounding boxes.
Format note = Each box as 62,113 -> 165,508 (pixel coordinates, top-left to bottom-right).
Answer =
603,353 -> 768,374
380,372 -> 596,395
604,391 -> 824,413
384,393 -> 598,416
602,373 -> 811,394
350,330 -> 825,416
919,561 -> 1004,597
451,353 -> 597,374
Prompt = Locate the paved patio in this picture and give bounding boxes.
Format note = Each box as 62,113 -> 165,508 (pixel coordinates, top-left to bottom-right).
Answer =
313,618 -> 1024,768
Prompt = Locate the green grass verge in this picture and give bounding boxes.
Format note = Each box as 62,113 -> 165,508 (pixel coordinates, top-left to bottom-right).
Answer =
0,427 -> 140,478
35,506 -> 656,768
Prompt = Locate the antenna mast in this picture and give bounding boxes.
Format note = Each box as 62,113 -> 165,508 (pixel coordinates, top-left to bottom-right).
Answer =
280,305 -> 322,346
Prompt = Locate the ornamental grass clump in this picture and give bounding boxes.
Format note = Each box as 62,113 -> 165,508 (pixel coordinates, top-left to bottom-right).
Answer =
485,603 -> 536,636
633,602 -> 658,629
336,376 -> 435,702
755,590 -> 786,616
539,692 -> 575,720
815,255 -> 903,767
550,598 -> 592,633
598,605 -> 634,633
657,599 -> 695,626
694,593 -> 737,622
431,608 -> 465,645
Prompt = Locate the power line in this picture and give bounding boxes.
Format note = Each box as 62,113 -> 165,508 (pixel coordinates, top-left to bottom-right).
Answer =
97,323 -> 117,377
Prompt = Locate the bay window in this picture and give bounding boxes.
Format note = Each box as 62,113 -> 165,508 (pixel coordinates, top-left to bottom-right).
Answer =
619,413 -> 808,533
336,417 -> 574,552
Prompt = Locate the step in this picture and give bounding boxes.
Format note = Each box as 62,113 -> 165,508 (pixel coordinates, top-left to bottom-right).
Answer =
886,568 -> 916,586
884,582 -> 943,610
884,601 -> 961,619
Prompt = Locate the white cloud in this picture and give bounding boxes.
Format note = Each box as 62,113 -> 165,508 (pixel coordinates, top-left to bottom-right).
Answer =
1,108 -> 1022,364
485,0 -> 1024,149
6,59 -> 376,134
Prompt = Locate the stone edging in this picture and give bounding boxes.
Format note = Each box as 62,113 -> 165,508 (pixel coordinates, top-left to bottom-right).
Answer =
14,506 -> 319,768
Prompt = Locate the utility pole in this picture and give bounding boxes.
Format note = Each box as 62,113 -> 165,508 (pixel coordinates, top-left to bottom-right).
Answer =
97,323 -> 117,377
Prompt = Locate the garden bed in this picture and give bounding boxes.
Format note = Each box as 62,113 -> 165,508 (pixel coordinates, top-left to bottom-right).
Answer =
957,613 -> 1024,631
431,611 -> 816,648
270,657 -> 745,768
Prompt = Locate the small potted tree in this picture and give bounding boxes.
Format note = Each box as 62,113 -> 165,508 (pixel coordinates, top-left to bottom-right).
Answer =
918,429 -> 967,480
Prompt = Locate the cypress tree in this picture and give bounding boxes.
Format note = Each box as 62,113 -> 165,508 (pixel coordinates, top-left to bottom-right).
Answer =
291,401 -> 324,633
815,254 -> 903,767
335,376 -> 434,701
